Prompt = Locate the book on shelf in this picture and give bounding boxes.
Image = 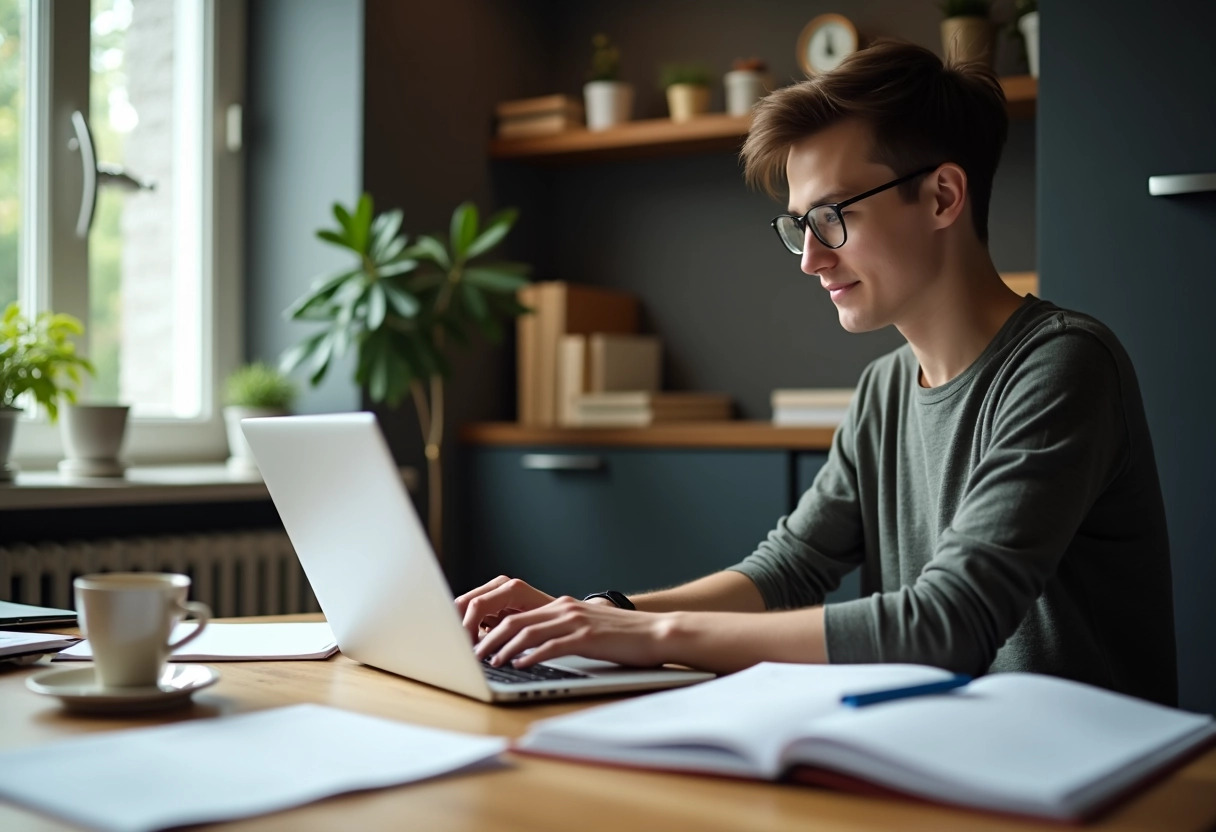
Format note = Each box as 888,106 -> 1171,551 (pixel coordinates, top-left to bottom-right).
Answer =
569,391 -> 731,427
516,282 -> 640,426
516,662 -> 1216,822
497,112 -> 584,139
495,94 -> 584,139
557,334 -> 662,426
771,387 -> 855,426
495,94 -> 583,120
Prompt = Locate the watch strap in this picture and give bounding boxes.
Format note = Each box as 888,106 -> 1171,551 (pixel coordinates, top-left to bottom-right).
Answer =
582,590 -> 636,611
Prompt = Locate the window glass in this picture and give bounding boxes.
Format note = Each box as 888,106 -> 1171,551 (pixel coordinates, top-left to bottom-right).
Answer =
0,0 -> 24,311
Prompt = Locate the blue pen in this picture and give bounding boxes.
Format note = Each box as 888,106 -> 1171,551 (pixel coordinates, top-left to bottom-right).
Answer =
840,674 -> 972,708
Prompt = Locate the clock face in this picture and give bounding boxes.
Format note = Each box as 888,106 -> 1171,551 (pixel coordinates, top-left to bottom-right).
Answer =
798,14 -> 859,76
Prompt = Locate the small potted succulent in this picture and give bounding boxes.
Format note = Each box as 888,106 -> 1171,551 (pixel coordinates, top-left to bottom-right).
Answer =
660,62 -> 713,122
939,0 -> 995,68
223,362 -> 297,474
0,303 -> 95,481
724,57 -> 770,117
583,33 -> 633,130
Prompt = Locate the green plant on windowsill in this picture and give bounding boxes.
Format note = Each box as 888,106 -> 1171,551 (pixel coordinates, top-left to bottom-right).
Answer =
587,33 -> 622,82
226,362 -> 297,410
282,195 -> 532,559
0,303 -> 95,422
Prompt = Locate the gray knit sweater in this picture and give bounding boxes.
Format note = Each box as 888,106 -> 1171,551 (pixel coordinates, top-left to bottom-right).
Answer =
730,297 -> 1177,705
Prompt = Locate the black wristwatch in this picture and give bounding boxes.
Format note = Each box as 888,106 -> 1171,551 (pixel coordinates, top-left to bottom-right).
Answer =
582,590 -> 636,610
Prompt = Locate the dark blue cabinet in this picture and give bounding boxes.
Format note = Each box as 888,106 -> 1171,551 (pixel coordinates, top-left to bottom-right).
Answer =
458,447 -> 789,598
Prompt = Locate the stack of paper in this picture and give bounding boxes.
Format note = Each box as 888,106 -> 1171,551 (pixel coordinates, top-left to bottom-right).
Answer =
558,333 -> 662,425
0,631 -> 80,665
55,622 -> 338,662
569,391 -> 732,427
0,703 -> 507,832
771,388 -> 854,426
495,94 -> 584,139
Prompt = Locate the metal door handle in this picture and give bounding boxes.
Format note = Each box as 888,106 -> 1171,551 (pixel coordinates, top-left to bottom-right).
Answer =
69,110 -> 156,238
520,454 -> 604,471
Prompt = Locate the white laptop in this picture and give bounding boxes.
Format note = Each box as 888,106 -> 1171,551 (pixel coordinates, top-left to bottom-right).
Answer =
241,412 -> 714,703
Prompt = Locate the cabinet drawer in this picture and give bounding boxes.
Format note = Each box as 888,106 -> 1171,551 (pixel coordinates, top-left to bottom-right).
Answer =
458,447 -> 788,598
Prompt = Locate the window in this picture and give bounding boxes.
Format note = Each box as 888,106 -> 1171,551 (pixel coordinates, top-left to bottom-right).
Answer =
1,0 -> 243,464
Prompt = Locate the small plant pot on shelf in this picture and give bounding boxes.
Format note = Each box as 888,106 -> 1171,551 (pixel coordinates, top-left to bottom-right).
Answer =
583,81 -> 633,130
0,406 -> 19,482
224,405 -> 288,475
724,69 -> 768,116
666,84 -> 710,122
941,16 -> 995,67
58,403 -> 130,479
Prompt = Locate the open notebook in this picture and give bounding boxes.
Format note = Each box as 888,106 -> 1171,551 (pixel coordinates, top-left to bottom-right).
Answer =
516,663 -> 1216,822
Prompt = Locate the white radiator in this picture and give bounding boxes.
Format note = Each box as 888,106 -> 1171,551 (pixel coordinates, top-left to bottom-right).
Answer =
0,531 -> 320,618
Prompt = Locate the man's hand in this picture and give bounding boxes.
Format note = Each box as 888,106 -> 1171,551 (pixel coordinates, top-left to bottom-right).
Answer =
472,595 -> 674,669
455,575 -> 557,642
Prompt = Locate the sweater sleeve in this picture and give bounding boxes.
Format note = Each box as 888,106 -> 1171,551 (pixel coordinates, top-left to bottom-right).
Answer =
727,377 -> 867,609
824,325 -> 1129,676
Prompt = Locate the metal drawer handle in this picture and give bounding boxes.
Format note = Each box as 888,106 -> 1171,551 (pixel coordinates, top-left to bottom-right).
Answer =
520,454 -> 604,471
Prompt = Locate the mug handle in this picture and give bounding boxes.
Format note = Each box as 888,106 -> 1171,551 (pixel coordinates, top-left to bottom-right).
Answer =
167,600 -> 212,653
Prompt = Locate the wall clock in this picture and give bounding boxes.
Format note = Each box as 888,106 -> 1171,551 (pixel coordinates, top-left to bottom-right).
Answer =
797,14 -> 860,77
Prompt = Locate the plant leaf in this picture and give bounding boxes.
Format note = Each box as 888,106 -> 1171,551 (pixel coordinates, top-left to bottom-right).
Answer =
382,283 -> 420,318
333,202 -> 354,240
279,331 -> 327,375
466,207 -> 517,259
284,269 -> 361,319
410,235 -> 451,269
369,209 -> 404,260
316,229 -> 353,252
461,283 -> 489,322
367,283 -> 387,331
378,258 -> 418,278
449,202 -> 479,261
463,267 -> 531,293
351,193 -> 374,255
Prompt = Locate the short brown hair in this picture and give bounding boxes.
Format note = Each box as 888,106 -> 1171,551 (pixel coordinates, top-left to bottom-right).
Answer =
741,40 -> 1008,243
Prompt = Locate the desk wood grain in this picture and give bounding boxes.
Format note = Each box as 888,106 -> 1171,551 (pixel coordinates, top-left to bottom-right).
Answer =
2,615 -> 1214,832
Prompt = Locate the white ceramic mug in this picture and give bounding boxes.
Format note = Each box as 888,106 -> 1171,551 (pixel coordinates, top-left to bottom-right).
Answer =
74,573 -> 211,688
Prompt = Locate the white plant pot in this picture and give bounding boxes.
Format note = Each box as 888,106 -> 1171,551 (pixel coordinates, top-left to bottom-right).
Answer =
0,407 -> 19,482
724,70 -> 768,116
58,403 -> 130,478
583,81 -> 633,130
1019,12 -> 1040,78
224,405 -> 289,475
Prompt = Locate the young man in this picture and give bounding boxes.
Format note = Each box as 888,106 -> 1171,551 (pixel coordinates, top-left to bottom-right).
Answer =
457,41 -> 1177,706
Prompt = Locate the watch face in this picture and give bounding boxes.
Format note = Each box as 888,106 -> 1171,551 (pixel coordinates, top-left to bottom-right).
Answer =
799,15 -> 859,76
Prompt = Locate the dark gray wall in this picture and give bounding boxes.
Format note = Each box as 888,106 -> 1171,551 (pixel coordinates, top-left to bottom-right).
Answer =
1040,4 -> 1216,714
246,0 -> 364,414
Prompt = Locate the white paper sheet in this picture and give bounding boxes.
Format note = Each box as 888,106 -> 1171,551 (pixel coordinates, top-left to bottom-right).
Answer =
0,704 -> 507,832
55,621 -> 339,661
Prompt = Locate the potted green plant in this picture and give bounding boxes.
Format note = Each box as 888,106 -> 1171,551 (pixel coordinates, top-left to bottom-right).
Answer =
660,62 -> 713,122
0,303 -> 95,481
939,0 -> 995,67
223,362 -> 297,474
584,33 -> 633,130
282,195 -> 532,559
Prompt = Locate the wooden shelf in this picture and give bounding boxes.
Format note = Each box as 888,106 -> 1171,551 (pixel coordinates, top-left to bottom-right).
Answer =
489,76 -> 1037,163
461,421 -> 834,450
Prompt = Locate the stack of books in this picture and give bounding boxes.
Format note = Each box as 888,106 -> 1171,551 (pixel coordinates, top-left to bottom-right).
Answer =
495,94 -> 584,139
516,282 -> 639,426
558,333 -> 662,426
569,392 -> 732,427
771,388 -> 855,426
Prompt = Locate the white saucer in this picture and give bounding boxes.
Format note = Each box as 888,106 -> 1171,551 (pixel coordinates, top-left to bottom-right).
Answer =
26,663 -> 220,714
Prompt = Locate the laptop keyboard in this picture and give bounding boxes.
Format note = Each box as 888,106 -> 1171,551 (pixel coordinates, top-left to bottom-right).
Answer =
480,657 -> 589,685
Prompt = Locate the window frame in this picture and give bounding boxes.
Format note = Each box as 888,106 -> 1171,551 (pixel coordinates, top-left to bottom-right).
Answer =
10,0 -> 244,467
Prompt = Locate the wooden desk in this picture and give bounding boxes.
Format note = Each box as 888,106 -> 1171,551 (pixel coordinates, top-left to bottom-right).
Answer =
3,616 -> 1215,832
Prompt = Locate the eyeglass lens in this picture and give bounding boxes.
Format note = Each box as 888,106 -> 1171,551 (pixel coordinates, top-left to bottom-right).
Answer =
774,206 -> 845,255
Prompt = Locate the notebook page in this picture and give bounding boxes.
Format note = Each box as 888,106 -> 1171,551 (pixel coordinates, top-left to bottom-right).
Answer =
55,622 -> 338,661
519,662 -> 951,777
0,704 -> 507,832
792,672 -> 1216,818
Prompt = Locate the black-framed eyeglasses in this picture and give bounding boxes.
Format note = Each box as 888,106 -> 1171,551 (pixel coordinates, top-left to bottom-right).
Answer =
770,165 -> 938,255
